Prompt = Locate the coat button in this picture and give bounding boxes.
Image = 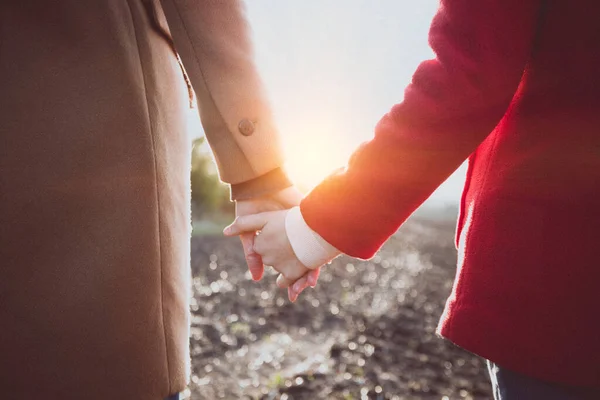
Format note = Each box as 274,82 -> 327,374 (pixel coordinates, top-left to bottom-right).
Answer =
238,119 -> 255,136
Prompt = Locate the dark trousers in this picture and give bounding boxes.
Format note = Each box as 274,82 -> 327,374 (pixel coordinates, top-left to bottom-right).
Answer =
488,361 -> 600,400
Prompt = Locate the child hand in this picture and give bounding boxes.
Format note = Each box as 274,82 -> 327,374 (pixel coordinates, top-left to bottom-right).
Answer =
224,210 -> 319,301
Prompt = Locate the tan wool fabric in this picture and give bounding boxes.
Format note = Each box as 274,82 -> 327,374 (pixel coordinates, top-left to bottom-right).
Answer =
0,1 -> 283,399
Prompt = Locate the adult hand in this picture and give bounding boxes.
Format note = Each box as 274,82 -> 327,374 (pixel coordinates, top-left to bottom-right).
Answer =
225,208 -> 321,302
234,187 -> 320,299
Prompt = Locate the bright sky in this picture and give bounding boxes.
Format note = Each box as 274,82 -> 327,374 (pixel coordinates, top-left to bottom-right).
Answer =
193,1 -> 467,205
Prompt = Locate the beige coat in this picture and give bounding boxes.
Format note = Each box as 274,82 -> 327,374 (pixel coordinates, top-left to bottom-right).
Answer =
0,1 -> 284,399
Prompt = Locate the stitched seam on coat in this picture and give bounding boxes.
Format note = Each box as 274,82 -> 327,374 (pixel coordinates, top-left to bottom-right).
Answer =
168,1 -> 258,177
126,0 -> 172,394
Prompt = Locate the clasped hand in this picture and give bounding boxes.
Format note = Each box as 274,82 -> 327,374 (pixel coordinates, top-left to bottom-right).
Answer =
227,187 -> 321,302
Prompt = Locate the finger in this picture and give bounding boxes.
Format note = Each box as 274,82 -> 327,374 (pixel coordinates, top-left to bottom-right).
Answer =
288,265 -> 322,301
292,274 -> 311,296
288,286 -> 298,303
287,275 -> 309,302
276,273 -> 294,289
223,213 -> 269,236
307,267 -> 321,288
240,233 -> 264,281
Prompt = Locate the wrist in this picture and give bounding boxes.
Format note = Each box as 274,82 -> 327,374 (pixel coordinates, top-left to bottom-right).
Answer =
230,168 -> 292,201
285,206 -> 341,269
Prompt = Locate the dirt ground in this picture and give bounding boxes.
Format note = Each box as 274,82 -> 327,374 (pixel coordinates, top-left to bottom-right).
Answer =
186,217 -> 493,400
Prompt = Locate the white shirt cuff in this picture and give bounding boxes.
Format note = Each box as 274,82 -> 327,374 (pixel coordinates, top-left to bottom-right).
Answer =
285,206 -> 341,269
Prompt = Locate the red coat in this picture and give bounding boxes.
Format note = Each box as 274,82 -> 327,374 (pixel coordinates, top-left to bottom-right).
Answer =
301,0 -> 600,387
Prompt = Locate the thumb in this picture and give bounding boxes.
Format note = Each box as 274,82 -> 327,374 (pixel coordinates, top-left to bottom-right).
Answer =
223,213 -> 269,236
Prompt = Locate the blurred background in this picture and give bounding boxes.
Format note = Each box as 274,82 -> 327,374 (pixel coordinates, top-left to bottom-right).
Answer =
186,1 -> 491,399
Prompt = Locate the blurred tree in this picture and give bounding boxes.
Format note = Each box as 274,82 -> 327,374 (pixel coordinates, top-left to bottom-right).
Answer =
190,137 -> 234,219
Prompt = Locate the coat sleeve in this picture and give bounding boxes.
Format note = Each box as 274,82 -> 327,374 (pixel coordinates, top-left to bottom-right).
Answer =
159,0 -> 290,195
300,0 -> 542,259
